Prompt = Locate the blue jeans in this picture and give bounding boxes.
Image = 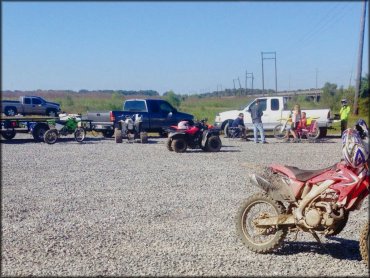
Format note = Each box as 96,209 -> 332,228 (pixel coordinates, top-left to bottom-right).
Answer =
253,122 -> 265,143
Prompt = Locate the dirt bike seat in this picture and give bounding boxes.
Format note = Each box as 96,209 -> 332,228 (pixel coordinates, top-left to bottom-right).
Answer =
271,164 -> 336,182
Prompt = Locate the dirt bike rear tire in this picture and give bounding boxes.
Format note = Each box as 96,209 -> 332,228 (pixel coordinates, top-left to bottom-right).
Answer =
205,136 -> 222,152
359,221 -> 369,267
166,138 -> 173,151
273,124 -> 286,140
171,138 -> 187,153
236,192 -> 287,253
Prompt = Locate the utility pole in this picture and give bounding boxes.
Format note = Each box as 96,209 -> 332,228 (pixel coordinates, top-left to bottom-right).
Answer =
315,68 -> 318,89
354,0 -> 366,115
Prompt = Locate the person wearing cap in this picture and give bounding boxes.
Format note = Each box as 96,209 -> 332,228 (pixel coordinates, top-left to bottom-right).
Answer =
339,99 -> 350,135
231,113 -> 249,140
248,99 -> 267,144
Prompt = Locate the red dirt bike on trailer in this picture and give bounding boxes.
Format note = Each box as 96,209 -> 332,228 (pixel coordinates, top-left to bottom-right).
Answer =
237,119 -> 369,265
166,119 -> 222,153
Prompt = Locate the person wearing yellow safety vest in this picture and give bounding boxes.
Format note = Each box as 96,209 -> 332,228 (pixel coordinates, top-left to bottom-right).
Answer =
339,99 -> 351,135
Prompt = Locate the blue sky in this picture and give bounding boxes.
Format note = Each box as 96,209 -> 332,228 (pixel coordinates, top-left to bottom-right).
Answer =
2,1 -> 369,95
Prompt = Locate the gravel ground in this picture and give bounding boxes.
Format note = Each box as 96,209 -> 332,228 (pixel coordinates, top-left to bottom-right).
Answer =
1,133 -> 369,276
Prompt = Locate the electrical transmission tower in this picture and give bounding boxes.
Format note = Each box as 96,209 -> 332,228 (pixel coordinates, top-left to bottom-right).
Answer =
261,51 -> 277,96
245,70 -> 254,94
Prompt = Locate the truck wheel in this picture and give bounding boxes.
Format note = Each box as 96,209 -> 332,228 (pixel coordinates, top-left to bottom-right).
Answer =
4,107 -> 17,116
102,130 -> 114,138
44,129 -> 59,144
140,132 -> 148,143
319,127 -> 327,138
223,123 -> 230,138
46,109 -> 57,117
166,138 -> 173,151
205,136 -> 222,152
114,128 -> 122,143
1,129 -> 16,140
32,124 -> 49,142
171,138 -> 187,153
74,127 -> 86,142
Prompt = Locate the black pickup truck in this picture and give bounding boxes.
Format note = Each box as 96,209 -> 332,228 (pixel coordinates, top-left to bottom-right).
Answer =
85,99 -> 194,137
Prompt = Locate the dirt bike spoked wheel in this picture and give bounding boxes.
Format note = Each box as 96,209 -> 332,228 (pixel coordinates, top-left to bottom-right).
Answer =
166,138 -> 173,151
74,127 -> 86,142
44,129 -> 59,144
359,221 -> 369,267
205,136 -> 222,152
307,127 -> 320,141
236,193 -> 287,253
273,124 -> 286,140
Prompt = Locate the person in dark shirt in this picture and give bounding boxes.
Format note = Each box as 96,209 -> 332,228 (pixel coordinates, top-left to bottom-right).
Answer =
231,113 -> 249,140
248,99 -> 267,143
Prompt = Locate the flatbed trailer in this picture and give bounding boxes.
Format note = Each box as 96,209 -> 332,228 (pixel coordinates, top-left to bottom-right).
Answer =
0,116 -> 92,142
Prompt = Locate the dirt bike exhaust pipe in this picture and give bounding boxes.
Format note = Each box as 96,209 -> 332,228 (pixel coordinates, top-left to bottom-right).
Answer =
249,174 -> 296,203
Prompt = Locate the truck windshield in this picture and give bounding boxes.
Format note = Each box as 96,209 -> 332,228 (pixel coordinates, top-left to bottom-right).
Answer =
123,101 -> 147,112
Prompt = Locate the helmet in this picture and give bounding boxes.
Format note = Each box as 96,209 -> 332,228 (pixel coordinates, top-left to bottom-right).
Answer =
341,98 -> 348,105
342,128 -> 369,168
178,121 -> 189,129
355,119 -> 369,139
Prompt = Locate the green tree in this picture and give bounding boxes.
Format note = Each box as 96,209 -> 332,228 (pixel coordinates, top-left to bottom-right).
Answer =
164,90 -> 181,108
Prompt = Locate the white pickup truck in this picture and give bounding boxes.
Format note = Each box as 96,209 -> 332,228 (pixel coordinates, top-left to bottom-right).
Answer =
214,96 -> 333,137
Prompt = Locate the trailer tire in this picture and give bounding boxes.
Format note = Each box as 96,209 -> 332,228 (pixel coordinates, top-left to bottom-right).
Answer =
4,107 -> 17,116
115,128 -> 122,143
1,129 -> 16,140
32,123 -> 49,142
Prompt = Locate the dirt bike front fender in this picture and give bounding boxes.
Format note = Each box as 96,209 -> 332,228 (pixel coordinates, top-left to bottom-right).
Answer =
249,174 -> 296,203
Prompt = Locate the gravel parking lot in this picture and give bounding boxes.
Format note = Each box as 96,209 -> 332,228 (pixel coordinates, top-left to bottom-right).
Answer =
1,133 -> 369,276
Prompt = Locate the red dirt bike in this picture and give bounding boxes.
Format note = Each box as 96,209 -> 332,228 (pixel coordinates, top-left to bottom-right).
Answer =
166,119 -> 222,153
236,125 -> 369,258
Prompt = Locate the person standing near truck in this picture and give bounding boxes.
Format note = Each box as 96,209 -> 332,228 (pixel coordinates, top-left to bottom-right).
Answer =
248,99 -> 267,144
340,98 -> 350,135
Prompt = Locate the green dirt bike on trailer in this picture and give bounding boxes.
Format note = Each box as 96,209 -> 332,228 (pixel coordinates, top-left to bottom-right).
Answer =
44,114 -> 86,144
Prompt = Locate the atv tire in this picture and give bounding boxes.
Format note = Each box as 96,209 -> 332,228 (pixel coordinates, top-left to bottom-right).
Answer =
236,192 -> 287,253
166,138 -> 173,151
171,138 -> 187,153
205,136 -> 222,152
